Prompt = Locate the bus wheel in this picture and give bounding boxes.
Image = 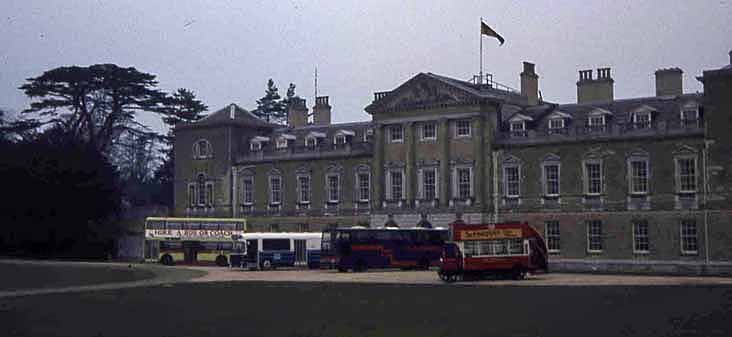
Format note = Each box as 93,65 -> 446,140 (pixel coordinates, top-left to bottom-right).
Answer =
337,266 -> 348,273
511,266 -> 526,280
260,259 -> 272,270
160,254 -> 174,266
354,260 -> 367,273
215,254 -> 228,267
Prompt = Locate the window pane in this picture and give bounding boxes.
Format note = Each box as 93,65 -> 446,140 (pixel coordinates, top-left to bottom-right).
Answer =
586,163 -> 602,194
358,173 -> 370,201
544,164 -> 559,195
391,171 -> 403,200
457,120 -> 471,136
678,158 -> 696,191
588,220 -> 603,251
458,168 -> 471,199
633,221 -> 649,252
424,169 -> 436,200
631,160 -> 648,193
681,220 -> 698,252
505,166 -> 520,197
546,221 -> 560,252
328,175 -> 340,202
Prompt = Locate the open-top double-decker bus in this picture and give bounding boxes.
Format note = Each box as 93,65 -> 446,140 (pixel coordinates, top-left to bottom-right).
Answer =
144,217 -> 246,266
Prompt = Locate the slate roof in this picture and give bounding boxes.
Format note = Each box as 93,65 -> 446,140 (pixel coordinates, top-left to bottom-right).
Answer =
177,103 -> 277,130
500,93 -> 702,131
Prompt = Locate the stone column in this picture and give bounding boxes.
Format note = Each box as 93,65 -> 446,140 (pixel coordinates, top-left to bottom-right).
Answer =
405,121 -> 416,207
373,124 -> 385,210
438,118 -> 450,208
473,116 -> 484,207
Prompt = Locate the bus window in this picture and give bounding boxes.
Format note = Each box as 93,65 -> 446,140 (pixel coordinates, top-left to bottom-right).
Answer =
508,238 -> 523,255
353,230 -> 375,243
262,238 -> 290,251
167,222 -> 182,230
443,243 -> 458,258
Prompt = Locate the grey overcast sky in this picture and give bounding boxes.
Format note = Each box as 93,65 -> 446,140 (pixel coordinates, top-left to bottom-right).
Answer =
1,0 -> 730,132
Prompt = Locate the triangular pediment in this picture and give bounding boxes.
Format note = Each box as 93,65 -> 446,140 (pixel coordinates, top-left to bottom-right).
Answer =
365,73 -> 484,113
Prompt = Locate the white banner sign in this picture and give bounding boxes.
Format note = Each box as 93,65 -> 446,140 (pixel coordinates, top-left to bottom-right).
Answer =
145,229 -> 245,241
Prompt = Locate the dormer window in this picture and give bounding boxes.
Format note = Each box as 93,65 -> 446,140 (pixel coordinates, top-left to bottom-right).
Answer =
306,137 -> 317,148
249,136 -> 269,152
510,121 -> 525,131
250,141 -> 262,151
633,112 -> 652,129
681,102 -> 700,128
549,118 -> 564,130
588,115 -> 606,127
276,138 -> 288,149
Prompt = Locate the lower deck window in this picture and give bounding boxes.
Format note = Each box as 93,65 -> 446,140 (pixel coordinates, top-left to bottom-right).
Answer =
262,239 -> 290,251
463,238 -> 525,257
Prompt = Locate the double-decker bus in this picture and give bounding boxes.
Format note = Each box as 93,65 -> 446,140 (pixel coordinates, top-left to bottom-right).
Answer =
438,222 -> 548,282
231,232 -> 322,270
321,227 -> 448,272
144,217 -> 246,266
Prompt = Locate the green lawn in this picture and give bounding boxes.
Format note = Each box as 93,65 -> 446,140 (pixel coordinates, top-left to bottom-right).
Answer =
3,281 -> 732,337
0,261 -> 155,291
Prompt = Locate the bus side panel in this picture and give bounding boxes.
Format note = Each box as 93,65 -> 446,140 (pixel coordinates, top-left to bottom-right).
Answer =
306,249 -> 321,268
463,256 -> 529,272
259,251 -> 296,267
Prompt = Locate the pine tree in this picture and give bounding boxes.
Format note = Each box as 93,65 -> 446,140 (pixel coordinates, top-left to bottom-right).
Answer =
254,79 -> 287,124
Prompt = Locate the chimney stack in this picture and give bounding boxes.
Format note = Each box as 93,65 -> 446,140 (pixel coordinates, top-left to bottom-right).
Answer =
577,67 -> 614,104
313,96 -> 331,125
287,97 -> 308,128
520,61 -> 539,105
655,68 -> 683,97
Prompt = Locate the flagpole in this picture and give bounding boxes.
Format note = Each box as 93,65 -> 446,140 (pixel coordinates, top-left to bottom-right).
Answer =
479,17 -> 483,84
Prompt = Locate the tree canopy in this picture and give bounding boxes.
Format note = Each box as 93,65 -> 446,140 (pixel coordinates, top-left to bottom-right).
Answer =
253,79 -> 287,124
18,64 -> 168,153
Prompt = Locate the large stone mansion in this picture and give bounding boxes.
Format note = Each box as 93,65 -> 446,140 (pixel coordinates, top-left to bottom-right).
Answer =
174,51 -> 732,272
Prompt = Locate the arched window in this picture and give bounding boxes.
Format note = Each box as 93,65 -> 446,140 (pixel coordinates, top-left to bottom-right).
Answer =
193,139 -> 212,159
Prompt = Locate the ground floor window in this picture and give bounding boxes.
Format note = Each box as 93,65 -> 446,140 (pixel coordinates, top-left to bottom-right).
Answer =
633,220 -> 650,253
545,221 -> 560,253
587,220 -> 603,252
681,220 -> 698,254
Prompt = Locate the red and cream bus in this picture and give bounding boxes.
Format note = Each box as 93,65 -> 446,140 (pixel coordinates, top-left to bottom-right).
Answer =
438,222 -> 548,282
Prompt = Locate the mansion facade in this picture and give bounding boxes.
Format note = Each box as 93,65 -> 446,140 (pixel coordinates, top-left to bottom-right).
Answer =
174,51 -> 732,272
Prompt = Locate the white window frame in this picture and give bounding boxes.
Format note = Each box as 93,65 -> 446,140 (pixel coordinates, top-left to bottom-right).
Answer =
680,219 -> 698,255
205,182 -> 214,207
357,172 -> 370,202
305,137 -> 317,148
503,165 -> 521,198
548,118 -> 565,130
453,166 -> 473,200
326,174 -> 340,203
242,176 -> 254,205
628,158 -> 650,195
583,160 -> 603,196
420,167 -> 438,201
455,120 -> 472,138
545,221 -> 560,253
675,156 -> 697,193
275,137 -> 288,149
587,220 -> 603,253
389,125 -> 403,143
542,163 -> 560,197
633,111 -> 652,129
510,121 -> 525,132
588,115 -> 606,127
633,220 -> 650,254
250,141 -> 262,152
421,122 -> 437,141
296,175 -> 311,204
386,169 -> 404,201
187,183 -> 196,207
334,134 -> 347,145
269,175 -> 282,205
363,128 -> 374,142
